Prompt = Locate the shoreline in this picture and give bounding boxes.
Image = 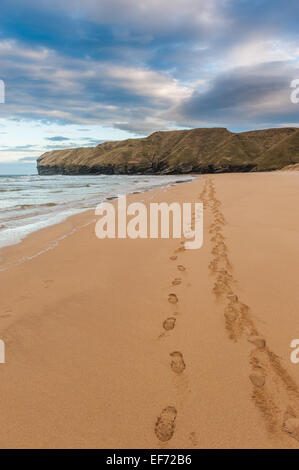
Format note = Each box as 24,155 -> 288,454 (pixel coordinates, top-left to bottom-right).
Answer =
0,171 -> 299,448
0,173 -> 194,254
0,176 -> 196,272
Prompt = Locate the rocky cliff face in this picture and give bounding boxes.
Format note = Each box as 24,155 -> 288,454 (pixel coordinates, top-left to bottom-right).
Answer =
37,127 -> 299,175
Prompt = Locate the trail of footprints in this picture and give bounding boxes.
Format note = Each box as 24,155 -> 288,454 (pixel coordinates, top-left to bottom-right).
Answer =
155,177 -> 299,444
206,177 -> 299,444
154,182 -> 208,444
155,250 -> 187,442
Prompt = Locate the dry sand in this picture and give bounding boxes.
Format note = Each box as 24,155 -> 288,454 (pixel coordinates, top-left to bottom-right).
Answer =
0,171 -> 299,448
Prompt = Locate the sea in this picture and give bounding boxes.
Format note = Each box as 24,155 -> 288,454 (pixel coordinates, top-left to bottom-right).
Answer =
0,174 -> 193,249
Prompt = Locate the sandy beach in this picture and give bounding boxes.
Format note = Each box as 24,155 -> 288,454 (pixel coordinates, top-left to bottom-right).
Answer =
1,171 -> 299,449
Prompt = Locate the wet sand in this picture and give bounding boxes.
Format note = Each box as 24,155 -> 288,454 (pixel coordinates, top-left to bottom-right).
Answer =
1,172 -> 299,448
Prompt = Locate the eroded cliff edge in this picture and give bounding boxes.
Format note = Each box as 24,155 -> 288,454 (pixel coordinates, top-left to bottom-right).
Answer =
37,127 -> 299,175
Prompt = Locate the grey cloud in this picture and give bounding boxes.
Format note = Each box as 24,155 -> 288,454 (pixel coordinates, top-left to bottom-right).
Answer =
113,120 -> 174,135
1,1 -> 299,134
177,62 -> 299,127
46,136 -> 71,141
0,144 -> 38,152
80,137 -> 105,145
19,156 -> 38,161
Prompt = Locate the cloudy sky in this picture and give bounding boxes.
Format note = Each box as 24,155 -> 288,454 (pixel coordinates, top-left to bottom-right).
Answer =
1,0 -> 299,173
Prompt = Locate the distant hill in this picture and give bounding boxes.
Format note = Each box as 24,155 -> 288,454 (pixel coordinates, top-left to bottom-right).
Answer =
37,127 -> 299,175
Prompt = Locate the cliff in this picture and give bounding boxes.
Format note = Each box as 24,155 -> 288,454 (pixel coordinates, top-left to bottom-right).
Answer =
37,127 -> 299,175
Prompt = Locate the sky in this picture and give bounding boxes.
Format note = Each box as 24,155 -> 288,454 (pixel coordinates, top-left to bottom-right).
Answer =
1,0 -> 299,174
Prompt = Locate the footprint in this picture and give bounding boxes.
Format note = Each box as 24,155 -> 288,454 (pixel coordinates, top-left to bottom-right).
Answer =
250,373 -> 265,388
163,317 -> 176,331
211,233 -> 225,242
283,418 -> 299,442
224,307 -> 238,322
155,406 -> 177,442
284,407 -> 296,422
172,278 -> 182,286
169,255 -> 177,261
227,294 -> 238,302
177,265 -> 186,272
168,294 -> 178,304
170,351 -> 186,374
248,336 -> 266,349
189,431 -> 198,446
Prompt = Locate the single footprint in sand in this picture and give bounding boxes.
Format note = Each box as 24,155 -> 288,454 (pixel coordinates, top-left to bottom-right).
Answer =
283,418 -> 299,442
227,294 -> 238,302
169,255 -> 177,261
177,265 -> 186,272
224,307 -> 238,322
168,294 -> 178,304
172,278 -> 182,286
189,431 -> 198,446
249,372 -> 265,388
170,351 -> 186,374
248,336 -> 266,349
155,406 -> 177,442
163,317 -> 176,331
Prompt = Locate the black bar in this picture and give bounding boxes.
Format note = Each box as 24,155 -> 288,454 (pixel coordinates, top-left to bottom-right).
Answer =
0,448 -> 296,465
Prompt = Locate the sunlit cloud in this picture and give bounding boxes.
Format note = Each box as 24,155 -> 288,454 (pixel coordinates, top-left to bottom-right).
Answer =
0,0 -> 299,168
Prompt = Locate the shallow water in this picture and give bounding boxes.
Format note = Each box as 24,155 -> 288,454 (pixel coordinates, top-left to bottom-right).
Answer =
0,174 -> 193,248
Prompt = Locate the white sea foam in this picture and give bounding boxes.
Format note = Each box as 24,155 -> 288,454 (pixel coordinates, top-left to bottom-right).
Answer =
0,174 -> 193,249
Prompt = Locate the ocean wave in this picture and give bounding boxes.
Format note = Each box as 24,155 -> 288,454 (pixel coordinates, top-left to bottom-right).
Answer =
0,202 -> 58,213
0,188 -> 23,192
0,174 -> 194,249
20,203 -> 57,209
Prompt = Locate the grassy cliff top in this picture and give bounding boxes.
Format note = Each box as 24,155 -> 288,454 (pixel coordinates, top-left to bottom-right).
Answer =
37,127 -> 299,175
